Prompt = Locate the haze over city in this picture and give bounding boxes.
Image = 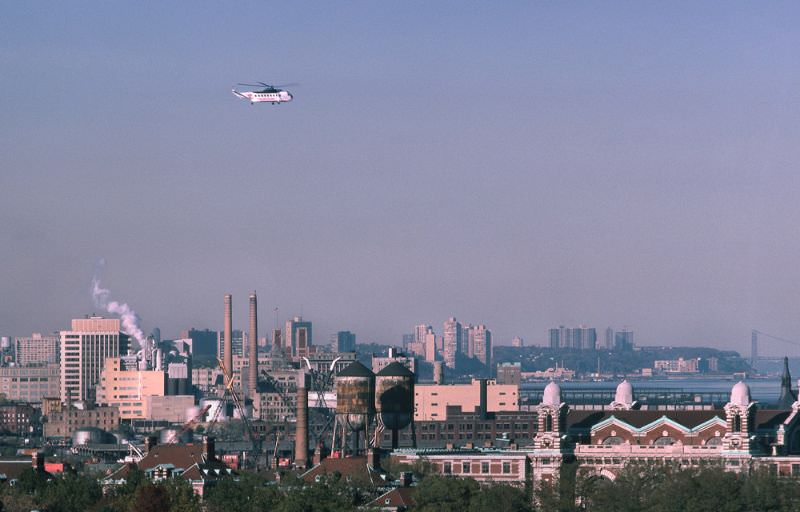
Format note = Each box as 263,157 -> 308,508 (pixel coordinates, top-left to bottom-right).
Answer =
3,2 -> 800,355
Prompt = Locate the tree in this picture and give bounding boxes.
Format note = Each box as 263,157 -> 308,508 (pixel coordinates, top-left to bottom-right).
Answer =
468,484 -> 531,512
132,483 -> 171,512
414,475 -> 480,512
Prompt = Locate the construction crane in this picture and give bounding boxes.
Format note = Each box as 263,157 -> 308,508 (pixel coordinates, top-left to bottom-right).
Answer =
212,359 -> 263,468
166,404 -> 212,444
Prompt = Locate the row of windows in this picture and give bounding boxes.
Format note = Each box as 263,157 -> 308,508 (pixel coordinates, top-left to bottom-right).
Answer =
442,461 -> 513,474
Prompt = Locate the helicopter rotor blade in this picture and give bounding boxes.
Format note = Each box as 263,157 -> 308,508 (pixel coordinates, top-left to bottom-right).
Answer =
237,83 -> 264,87
272,83 -> 300,88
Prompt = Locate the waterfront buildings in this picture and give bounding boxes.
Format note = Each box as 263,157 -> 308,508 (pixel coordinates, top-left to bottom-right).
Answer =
511,336 -> 524,348
549,326 -> 596,350
59,317 -> 129,403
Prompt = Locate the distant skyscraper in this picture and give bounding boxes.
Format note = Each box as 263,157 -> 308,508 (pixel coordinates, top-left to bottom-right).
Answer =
60,316 -> 129,403
179,328 -> 218,356
463,324 -> 475,358
472,325 -> 492,367
335,331 -> 356,352
285,316 -> 313,357
443,317 -> 462,369
572,326 -> 597,350
217,330 -> 244,360
605,328 -> 615,350
402,333 -> 414,349
414,324 -> 430,345
549,326 -> 595,350
615,329 -> 634,350
424,328 -> 438,363
511,336 -> 524,348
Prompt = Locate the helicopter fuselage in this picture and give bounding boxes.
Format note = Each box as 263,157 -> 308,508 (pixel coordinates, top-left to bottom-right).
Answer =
232,89 -> 293,104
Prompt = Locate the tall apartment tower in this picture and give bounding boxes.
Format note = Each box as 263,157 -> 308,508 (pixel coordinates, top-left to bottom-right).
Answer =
472,325 -> 492,367
463,324 -> 475,358
511,336 -> 524,348
223,294 -> 233,387
60,316 -> 129,403
413,324 -> 430,345
605,328 -> 615,350
443,317 -> 462,369
15,333 -> 60,366
248,292 -> 258,398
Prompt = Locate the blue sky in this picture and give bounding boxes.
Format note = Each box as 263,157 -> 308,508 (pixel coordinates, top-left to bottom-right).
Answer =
2,2 -> 800,354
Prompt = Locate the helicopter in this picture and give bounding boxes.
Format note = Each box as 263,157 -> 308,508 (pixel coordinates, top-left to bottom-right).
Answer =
231,82 -> 295,105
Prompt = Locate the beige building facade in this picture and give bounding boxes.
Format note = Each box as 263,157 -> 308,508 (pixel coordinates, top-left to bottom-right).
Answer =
60,317 -> 128,403
414,379 -> 519,421
98,357 -> 166,420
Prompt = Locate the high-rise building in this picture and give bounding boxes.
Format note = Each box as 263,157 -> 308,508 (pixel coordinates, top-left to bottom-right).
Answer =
605,328 -> 615,350
472,325 -> 492,367
285,316 -> 313,358
401,334 -> 414,349
60,316 -> 129,403
98,357 -> 166,420
335,331 -> 356,353
414,324 -> 431,346
511,336 -> 524,348
15,333 -> 59,366
443,317 -> 462,369
179,328 -> 218,357
615,329 -> 634,350
424,329 -> 438,363
463,324 -> 475,358
217,330 -> 245,360
223,294 -> 233,387
572,326 -> 597,350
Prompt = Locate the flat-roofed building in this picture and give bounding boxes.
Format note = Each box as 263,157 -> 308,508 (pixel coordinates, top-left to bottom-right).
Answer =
44,405 -> 120,438
59,317 -> 129,403
144,395 -> 195,423
0,364 -> 60,403
414,379 -> 519,421
15,333 -> 59,366
98,357 -> 165,420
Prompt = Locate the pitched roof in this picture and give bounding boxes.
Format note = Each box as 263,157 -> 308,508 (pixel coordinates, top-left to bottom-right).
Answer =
338,361 -> 374,378
368,486 -> 417,509
0,459 -> 35,481
566,410 -> 724,431
376,362 -> 414,377
754,410 -> 792,429
300,456 -> 386,486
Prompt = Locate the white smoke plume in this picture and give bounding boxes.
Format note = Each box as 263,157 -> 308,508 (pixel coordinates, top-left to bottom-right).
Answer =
91,259 -> 146,348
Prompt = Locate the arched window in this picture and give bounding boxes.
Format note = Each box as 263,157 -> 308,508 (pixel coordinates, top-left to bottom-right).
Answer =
602,436 -> 624,446
705,437 -> 722,447
654,436 -> 675,446
545,413 -> 553,432
733,415 -> 741,433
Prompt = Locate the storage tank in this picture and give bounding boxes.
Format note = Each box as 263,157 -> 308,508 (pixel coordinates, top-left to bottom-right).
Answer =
160,428 -> 193,444
375,362 -> 415,449
335,361 -> 375,432
72,427 -> 110,445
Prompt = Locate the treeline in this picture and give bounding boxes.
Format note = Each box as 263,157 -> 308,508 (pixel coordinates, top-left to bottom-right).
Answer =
540,461 -> 800,512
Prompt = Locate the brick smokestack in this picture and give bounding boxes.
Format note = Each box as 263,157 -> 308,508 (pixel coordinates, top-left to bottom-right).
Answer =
248,292 -> 258,398
224,294 -> 233,387
295,376 -> 309,469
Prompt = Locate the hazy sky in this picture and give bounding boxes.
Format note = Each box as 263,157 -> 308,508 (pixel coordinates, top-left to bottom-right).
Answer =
2,2 -> 800,356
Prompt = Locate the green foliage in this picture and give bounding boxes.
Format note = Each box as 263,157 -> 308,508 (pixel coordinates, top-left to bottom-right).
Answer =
576,461 -> 800,512
414,475 -> 480,512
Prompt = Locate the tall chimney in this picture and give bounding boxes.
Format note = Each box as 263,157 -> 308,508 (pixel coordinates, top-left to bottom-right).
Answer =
248,292 -> 258,398
295,378 -> 309,469
224,294 -> 233,387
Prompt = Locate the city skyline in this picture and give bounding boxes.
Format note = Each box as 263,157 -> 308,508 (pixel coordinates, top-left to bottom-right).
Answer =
3,3 -> 800,356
